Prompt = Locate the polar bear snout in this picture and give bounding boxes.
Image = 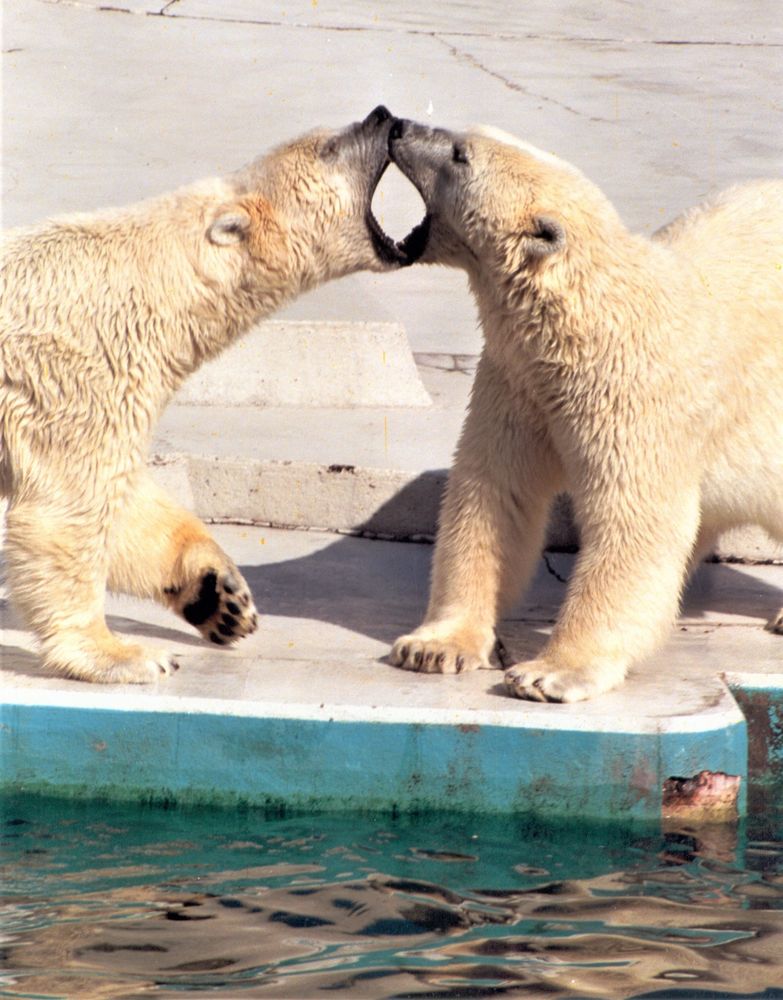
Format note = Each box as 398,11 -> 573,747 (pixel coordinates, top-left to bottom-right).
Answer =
387,120 -> 474,266
388,119 -> 455,203
363,104 -> 393,129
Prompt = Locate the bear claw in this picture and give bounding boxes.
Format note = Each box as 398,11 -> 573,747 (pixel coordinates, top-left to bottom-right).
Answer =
390,632 -> 490,674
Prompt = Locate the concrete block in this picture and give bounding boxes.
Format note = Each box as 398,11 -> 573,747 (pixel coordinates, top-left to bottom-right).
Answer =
712,526 -> 783,564
173,322 -> 432,409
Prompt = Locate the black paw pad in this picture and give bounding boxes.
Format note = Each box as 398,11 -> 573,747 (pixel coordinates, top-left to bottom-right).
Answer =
183,570 -> 220,626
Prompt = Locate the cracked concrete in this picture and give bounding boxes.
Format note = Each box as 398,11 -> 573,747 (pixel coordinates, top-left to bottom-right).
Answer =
434,35 -> 618,126
4,0 -> 781,354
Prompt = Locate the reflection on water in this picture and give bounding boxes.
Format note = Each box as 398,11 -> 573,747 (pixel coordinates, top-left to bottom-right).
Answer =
2,797 -> 782,998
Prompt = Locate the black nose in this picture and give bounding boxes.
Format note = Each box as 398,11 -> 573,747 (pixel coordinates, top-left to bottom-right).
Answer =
366,105 -> 392,127
389,118 -> 406,142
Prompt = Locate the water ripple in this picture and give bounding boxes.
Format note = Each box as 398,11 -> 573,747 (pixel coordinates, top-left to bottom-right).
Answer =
2,797 -> 782,998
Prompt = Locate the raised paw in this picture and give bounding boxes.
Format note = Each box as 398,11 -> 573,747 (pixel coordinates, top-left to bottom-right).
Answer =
390,626 -> 493,674
765,609 -> 783,635
504,657 -> 624,703
167,566 -> 258,647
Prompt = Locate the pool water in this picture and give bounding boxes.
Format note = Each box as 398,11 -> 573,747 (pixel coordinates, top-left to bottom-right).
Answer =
2,796 -> 782,998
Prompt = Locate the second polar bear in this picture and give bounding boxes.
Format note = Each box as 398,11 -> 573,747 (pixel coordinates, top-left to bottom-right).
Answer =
1,107 -> 414,684
387,118 -> 783,702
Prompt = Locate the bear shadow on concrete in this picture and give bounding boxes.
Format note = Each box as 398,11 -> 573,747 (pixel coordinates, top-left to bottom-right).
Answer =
1,473 -> 781,680
241,472 -> 783,656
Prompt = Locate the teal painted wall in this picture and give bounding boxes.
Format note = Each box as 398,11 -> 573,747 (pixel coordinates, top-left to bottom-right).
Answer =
0,703 -> 747,819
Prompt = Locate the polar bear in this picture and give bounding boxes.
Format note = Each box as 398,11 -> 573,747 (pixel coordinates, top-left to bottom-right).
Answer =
386,117 -> 783,702
1,106 -> 415,684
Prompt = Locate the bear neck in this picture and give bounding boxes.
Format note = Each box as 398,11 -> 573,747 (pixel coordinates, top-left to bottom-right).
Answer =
472,231 -> 676,372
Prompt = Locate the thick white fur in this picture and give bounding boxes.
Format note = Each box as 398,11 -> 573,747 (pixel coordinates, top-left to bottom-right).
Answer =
1,121 -> 388,683
392,128 -> 783,701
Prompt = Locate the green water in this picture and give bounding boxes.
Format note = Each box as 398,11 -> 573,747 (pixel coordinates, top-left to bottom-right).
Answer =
2,795 -> 782,998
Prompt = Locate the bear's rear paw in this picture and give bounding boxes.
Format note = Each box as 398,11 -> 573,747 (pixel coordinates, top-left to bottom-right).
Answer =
504,658 -> 625,703
46,637 -> 179,685
101,646 -> 180,684
765,608 -> 783,635
390,625 -> 494,674
169,566 -> 259,647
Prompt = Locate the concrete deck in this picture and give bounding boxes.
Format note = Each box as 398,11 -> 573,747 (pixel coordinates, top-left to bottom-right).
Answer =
4,0 -> 782,356
2,524 -> 782,818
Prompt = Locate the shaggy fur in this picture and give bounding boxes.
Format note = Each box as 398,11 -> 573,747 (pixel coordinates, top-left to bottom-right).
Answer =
388,120 -> 783,702
1,108 -> 400,683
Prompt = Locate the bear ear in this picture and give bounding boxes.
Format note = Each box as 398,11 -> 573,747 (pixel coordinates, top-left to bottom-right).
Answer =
207,209 -> 251,246
522,214 -> 566,257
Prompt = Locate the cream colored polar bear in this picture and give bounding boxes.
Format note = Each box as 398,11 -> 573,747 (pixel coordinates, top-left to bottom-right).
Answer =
387,118 -> 783,702
1,107 -> 411,684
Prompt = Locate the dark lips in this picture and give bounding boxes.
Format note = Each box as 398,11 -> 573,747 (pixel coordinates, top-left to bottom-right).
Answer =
366,117 -> 431,267
367,197 -> 431,267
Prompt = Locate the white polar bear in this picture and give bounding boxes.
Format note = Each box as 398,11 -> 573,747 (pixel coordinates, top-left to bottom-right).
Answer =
1,107 -> 415,684
386,118 -> 783,702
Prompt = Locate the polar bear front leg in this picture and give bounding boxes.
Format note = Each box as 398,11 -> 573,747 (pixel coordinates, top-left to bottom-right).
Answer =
107,471 -> 258,646
505,485 -> 701,702
391,356 -> 560,674
4,497 -> 178,683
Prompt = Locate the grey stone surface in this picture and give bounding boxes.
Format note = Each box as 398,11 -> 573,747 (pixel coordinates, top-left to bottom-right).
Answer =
173,322 -> 432,408
3,0 -> 781,354
149,325 -> 782,560
2,0 -> 781,745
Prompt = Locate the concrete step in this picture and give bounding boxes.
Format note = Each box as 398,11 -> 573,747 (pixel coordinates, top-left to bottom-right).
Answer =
151,322 -> 783,561
2,524 -> 782,818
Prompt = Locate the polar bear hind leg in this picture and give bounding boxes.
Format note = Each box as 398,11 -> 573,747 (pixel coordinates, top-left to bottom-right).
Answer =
4,490 -> 178,683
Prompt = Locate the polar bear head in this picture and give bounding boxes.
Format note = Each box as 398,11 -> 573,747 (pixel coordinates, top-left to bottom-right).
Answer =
387,118 -> 622,284
205,106 -> 422,297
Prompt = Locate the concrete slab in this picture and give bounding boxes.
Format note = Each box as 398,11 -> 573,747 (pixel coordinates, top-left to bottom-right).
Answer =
3,1 -> 782,818
2,524 -> 781,817
174,322 -> 432,408
4,0 -> 781,354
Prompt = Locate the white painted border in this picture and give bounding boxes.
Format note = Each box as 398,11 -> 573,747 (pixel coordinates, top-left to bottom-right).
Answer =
1,684 -> 745,735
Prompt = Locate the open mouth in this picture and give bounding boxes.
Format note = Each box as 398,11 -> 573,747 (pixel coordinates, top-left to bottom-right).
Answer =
367,161 -> 431,267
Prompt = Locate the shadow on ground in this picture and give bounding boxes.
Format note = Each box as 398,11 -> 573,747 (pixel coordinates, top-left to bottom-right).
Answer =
242,475 -> 783,648
1,475 -> 781,678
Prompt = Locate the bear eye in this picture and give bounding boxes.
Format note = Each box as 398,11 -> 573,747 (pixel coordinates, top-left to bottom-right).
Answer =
452,144 -> 469,165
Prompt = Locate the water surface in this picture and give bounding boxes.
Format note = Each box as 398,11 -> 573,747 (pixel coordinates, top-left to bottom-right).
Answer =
2,796 -> 782,998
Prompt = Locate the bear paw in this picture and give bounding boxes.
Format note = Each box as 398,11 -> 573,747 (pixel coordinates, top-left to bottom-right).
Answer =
504,658 -> 624,703
46,637 -> 179,685
167,567 -> 258,646
765,609 -> 783,635
103,646 -> 180,684
390,626 -> 493,674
